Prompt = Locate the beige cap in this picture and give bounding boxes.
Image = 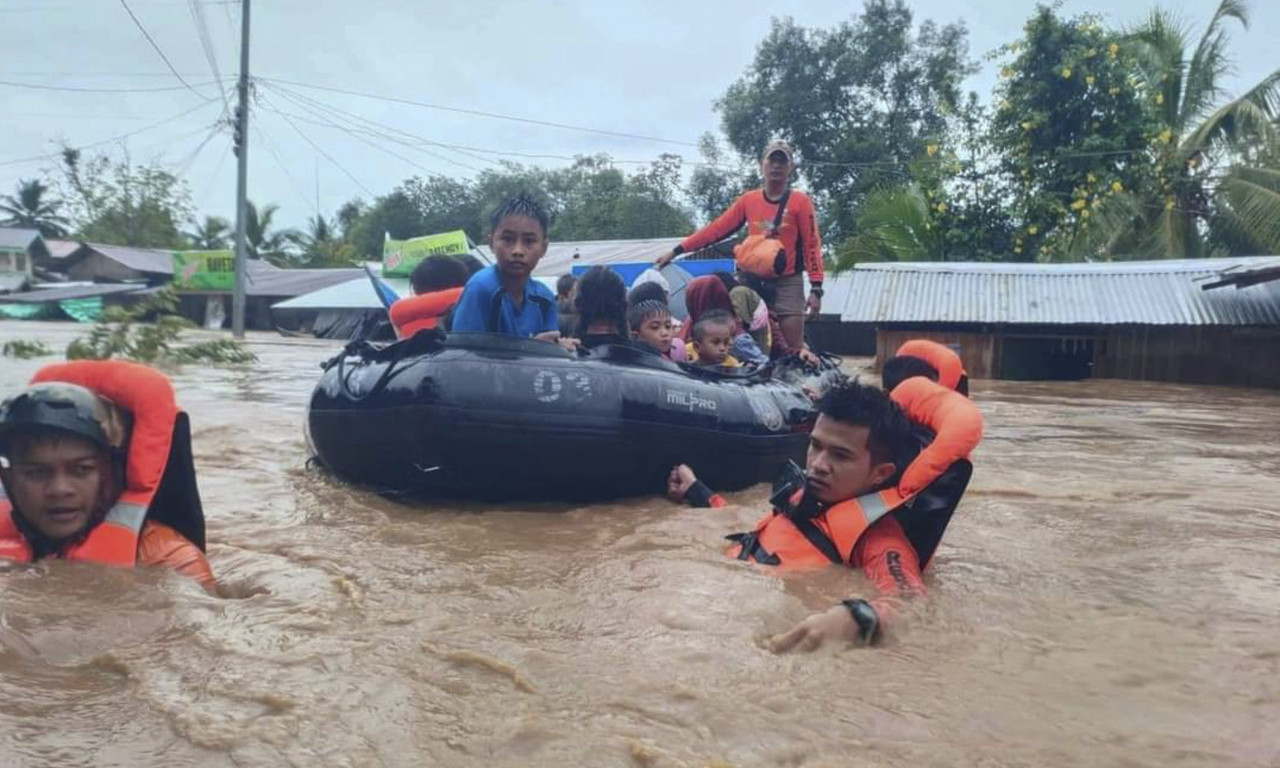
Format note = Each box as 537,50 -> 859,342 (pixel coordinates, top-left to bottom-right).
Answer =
761,139 -> 795,164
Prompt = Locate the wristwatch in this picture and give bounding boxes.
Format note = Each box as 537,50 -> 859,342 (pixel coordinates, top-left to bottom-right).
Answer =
840,598 -> 880,645
809,285 -> 824,298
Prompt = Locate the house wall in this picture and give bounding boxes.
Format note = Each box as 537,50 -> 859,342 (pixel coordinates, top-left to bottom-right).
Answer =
874,324 -> 1280,389
876,328 -> 999,379
806,319 -> 876,355
1096,325 -> 1280,389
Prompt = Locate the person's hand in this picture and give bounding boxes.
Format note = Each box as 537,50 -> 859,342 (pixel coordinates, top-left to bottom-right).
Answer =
667,464 -> 697,501
654,249 -> 677,269
796,347 -> 820,368
806,291 -> 822,318
557,336 -> 581,352
768,605 -> 861,654
534,331 -> 560,343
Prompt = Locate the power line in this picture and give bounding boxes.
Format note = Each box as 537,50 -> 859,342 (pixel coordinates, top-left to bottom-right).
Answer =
187,0 -> 229,111
0,78 -> 229,94
1,1 -> 240,10
0,99 -> 218,167
257,91 -> 375,197
197,138 -> 232,210
117,0 -> 212,101
262,80 -> 734,172
252,123 -> 319,217
171,120 -> 226,178
260,82 -> 488,173
257,76 -> 701,148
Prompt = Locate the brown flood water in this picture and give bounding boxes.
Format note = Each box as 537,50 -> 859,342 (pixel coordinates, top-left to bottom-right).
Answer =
1,320 -> 1278,768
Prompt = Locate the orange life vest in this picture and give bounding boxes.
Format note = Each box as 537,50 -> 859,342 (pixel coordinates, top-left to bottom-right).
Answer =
728,376 -> 983,569
895,339 -> 968,393
390,287 -> 465,339
0,360 -> 179,566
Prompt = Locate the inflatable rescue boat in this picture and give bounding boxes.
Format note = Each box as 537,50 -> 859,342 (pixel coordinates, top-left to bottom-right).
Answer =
306,332 -> 843,500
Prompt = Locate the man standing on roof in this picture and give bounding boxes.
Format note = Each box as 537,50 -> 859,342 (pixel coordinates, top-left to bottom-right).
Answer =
654,140 -> 824,352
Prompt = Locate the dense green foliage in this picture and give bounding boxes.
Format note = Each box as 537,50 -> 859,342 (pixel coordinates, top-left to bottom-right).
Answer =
9,0 -> 1275,269
66,289 -> 256,365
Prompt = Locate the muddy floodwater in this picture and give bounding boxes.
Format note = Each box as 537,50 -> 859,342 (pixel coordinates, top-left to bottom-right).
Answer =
1,320 -> 1278,767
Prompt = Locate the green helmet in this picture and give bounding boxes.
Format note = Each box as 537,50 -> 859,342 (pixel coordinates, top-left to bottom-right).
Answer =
0,383 -> 129,455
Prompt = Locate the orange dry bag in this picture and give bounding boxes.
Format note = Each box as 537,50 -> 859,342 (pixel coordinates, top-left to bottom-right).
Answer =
734,190 -> 791,278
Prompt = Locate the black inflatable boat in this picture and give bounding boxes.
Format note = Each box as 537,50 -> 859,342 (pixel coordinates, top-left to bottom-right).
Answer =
306,332 -> 843,501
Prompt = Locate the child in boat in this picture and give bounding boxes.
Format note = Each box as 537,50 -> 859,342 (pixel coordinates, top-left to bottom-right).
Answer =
687,310 -> 741,368
627,282 -> 686,362
681,276 -> 767,365
451,195 -> 561,342
628,299 -> 674,358
388,255 -> 470,339
573,266 -> 630,349
556,273 -> 578,338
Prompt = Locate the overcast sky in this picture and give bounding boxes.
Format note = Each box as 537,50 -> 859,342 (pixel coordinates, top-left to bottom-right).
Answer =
1,0 -> 1275,233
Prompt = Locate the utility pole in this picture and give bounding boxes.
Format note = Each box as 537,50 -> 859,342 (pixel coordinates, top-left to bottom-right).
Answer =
231,0 -> 251,338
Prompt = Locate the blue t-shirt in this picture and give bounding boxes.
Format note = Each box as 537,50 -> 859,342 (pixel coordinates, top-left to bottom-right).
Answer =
450,265 -> 558,337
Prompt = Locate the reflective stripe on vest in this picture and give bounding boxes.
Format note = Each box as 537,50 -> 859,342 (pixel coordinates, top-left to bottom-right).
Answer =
728,375 -> 982,569
0,499 -> 147,566
0,360 -> 179,567
727,487 -> 904,570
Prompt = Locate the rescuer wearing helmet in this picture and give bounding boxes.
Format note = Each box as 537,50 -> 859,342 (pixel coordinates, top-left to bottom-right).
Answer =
0,361 -> 215,592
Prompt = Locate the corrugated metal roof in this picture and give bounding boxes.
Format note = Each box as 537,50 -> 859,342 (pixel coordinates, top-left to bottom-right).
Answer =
0,227 -> 41,250
830,257 -> 1280,326
271,274 -> 561,311
271,276 -> 412,310
474,237 -> 684,278
0,273 -> 30,293
81,243 -> 176,274
0,283 -> 147,304
1201,256 -> 1280,290
242,267 -> 361,298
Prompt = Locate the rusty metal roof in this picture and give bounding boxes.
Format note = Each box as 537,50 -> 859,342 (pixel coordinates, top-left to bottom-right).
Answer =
828,258 -> 1280,326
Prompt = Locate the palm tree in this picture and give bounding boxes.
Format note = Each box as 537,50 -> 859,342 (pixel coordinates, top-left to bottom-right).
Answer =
0,179 -> 70,237
1069,0 -> 1280,258
291,214 -> 358,267
244,201 -> 299,265
833,184 -> 944,268
184,215 -> 232,250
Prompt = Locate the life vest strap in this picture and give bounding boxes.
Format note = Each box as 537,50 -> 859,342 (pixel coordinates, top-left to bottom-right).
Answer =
725,531 -> 780,565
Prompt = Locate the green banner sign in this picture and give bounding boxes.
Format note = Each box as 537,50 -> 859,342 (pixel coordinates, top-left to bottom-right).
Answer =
382,230 -> 470,277
172,250 -> 235,291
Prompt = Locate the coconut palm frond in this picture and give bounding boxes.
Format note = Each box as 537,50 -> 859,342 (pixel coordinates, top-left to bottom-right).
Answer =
1215,165 -> 1280,252
1061,193 -> 1149,261
832,185 -> 941,272
1182,69 -> 1280,157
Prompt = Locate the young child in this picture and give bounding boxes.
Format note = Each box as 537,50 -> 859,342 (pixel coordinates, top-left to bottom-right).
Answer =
681,276 -> 767,365
628,299 -> 674,358
687,309 -> 741,368
573,266 -> 629,349
388,255 -> 470,338
450,195 -> 560,341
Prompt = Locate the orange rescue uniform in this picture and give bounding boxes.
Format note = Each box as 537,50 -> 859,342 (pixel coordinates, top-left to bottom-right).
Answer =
672,188 -> 824,284
694,375 -> 982,624
0,360 -> 216,592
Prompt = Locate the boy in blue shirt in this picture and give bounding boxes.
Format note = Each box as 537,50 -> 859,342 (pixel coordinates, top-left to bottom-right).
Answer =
451,195 -> 561,341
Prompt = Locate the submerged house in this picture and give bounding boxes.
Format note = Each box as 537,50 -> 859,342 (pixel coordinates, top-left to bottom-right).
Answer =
823,258 -> 1280,389
0,227 -> 44,295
